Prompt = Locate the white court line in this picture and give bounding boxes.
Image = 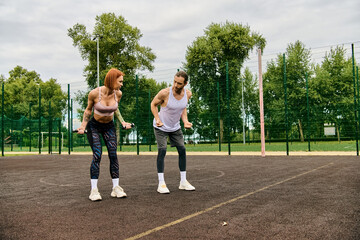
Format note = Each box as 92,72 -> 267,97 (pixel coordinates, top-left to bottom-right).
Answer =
39,178 -> 76,187
195,170 -> 225,182
126,162 -> 334,240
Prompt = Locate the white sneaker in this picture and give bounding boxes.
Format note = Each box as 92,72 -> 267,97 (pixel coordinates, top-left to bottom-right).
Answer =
89,188 -> 102,201
111,185 -> 127,198
179,180 -> 195,191
157,183 -> 170,194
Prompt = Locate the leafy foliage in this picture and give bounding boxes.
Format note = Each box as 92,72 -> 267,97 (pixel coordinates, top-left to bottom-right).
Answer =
311,46 -> 355,138
68,13 -> 170,142
68,13 -> 156,89
1,66 -> 67,119
263,41 -> 357,141
185,21 -> 265,141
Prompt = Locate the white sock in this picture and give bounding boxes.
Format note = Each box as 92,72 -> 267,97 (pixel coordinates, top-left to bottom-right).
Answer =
158,173 -> 165,183
112,178 -> 119,189
91,179 -> 98,190
180,171 -> 187,182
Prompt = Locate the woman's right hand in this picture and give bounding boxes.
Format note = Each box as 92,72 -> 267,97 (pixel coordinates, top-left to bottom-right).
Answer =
77,127 -> 85,134
121,122 -> 133,130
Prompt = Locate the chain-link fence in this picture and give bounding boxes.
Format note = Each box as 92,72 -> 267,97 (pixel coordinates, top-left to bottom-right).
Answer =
1,42 -> 359,155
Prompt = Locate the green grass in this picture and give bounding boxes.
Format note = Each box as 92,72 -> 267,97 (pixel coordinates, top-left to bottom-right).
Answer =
2,140 -> 357,154
184,141 -> 357,152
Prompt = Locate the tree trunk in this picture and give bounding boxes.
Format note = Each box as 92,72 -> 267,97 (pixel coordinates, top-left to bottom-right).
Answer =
336,124 -> 341,143
298,119 -> 304,142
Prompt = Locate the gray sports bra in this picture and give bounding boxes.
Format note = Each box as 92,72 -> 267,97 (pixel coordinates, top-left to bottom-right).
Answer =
93,87 -> 118,117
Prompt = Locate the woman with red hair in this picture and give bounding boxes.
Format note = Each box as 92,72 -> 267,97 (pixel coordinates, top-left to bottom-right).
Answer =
77,68 -> 132,201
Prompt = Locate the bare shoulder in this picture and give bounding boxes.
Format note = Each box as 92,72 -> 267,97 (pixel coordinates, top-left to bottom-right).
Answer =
88,88 -> 99,101
157,88 -> 170,99
85,88 -> 98,110
116,90 -> 122,100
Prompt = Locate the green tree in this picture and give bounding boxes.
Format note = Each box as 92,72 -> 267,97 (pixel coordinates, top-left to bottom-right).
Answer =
68,13 -> 159,142
2,66 -> 67,119
311,46 -> 355,140
116,76 -> 167,144
185,21 -> 265,141
263,41 -> 313,141
187,90 -> 217,142
0,74 -> 5,83
242,68 -> 259,138
263,55 -> 288,140
68,12 -> 156,89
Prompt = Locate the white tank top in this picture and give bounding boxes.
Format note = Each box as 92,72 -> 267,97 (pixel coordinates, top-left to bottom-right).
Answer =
153,87 -> 188,132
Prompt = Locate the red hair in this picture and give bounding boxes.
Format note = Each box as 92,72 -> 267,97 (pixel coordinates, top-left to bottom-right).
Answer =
104,68 -> 125,90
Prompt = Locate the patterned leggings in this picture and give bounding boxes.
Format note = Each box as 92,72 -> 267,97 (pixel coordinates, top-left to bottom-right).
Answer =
86,118 -> 118,179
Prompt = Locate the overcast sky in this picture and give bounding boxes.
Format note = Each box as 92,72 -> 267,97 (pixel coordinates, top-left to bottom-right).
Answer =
0,0 -> 359,89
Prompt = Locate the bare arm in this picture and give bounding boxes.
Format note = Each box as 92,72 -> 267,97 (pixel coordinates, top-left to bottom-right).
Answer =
114,90 -> 125,123
114,90 -> 132,129
77,90 -> 96,134
114,109 -> 125,123
181,89 -> 192,129
151,89 -> 168,127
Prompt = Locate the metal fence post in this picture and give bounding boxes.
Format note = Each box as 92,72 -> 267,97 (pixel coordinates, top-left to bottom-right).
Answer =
1,84 -> 4,156
148,89 -> 152,151
351,44 -> 359,156
38,88 -> 41,154
226,62 -> 231,155
136,75 -> 139,155
283,54 -> 289,156
306,72 -> 311,152
68,84 -> 70,155
217,81 -> 221,151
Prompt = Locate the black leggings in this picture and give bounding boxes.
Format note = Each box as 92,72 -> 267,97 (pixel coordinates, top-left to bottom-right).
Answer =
86,118 -> 118,179
157,146 -> 186,173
